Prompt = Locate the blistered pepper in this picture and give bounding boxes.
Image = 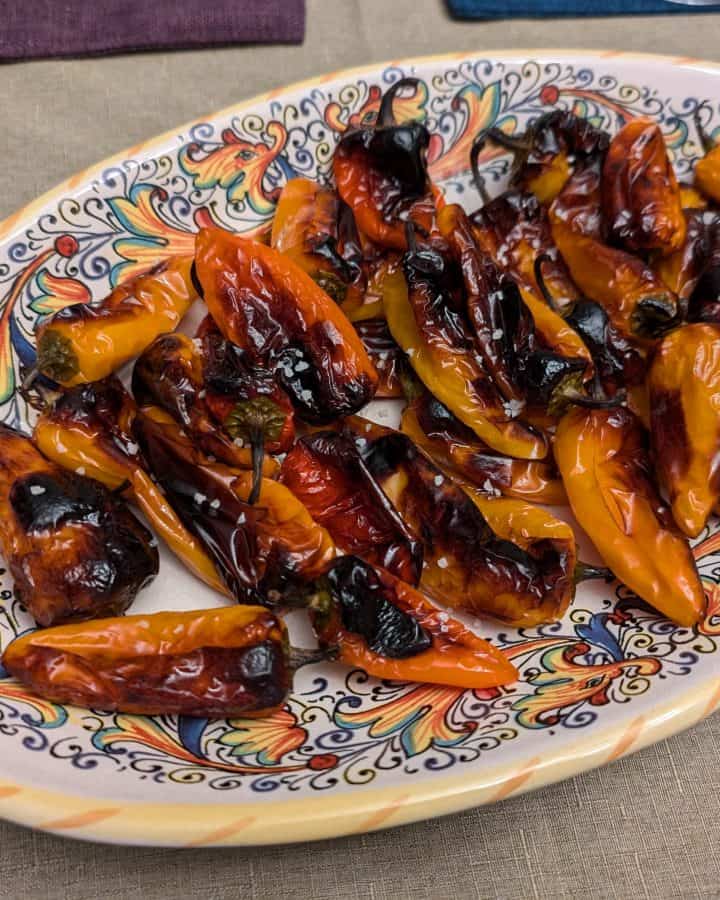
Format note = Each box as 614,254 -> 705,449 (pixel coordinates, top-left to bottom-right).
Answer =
473,110 -> 610,204
554,406 -> 706,627
279,431 -> 422,585
310,555 -> 518,689
648,323 -> 720,538
133,326 -> 287,502
333,78 -> 438,251
439,203 -> 594,414
35,255 -> 196,385
348,420 -> 579,627
2,606 -> 311,717
549,157 -> 678,340
534,254 -> 645,397
383,239 -> 546,459
270,177 -> 362,302
399,393 -> 567,505
134,406 -> 335,602
0,424 -> 158,626
469,183 -> 580,315
33,376 -> 229,596
694,106 -> 720,204
193,226 -> 378,422
602,117 -> 685,255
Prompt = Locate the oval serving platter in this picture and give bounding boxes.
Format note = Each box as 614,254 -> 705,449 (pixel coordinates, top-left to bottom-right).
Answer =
1,49 -> 720,847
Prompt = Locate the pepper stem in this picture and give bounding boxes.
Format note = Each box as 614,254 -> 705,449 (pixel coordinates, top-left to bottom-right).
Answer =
378,77 -> 421,128
224,397 -> 286,506
694,103 -> 717,155
289,645 -> 339,671
533,253 -> 563,315
575,561 -> 614,583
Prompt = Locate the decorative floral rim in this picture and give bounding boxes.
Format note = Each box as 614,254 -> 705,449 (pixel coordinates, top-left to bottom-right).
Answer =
1,48 -> 720,847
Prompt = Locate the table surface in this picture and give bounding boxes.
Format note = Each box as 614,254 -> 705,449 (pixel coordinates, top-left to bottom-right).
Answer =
4,2 -> 720,897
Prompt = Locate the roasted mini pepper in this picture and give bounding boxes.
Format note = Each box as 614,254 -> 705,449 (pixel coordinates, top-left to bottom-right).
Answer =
534,254 -> 645,397
554,406 -> 706,627
399,394 -> 567,505
279,431 -> 422,585
132,326 -> 286,502
439,203 -> 594,414
333,78 -> 438,251
383,239 -> 546,459
33,376 -> 229,596
550,157 -> 678,340
694,106 -> 720,204
310,555 -> 518,688
2,606 -> 312,717
35,255 -> 196,385
348,420 -> 579,627
270,177 -> 362,303
0,424 -> 158,626
648,323 -> 720,538
469,184 -> 580,315
134,406 -> 335,602
602,117 -> 685,255
472,110 -> 610,204
193,226 -> 378,423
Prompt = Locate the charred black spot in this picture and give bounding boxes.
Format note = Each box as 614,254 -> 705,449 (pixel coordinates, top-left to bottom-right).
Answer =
566,300 -> 645,391
11,472 -> 106,533
326,556 -> 431,658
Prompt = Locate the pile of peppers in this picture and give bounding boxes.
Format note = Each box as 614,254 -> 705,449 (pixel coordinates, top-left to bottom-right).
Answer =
4,82 -> 718,721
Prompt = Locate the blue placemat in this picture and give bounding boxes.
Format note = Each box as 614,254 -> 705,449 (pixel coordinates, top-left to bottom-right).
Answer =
448,0 -> 720,17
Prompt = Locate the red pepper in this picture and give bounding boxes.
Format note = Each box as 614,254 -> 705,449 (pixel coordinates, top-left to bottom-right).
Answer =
193,226 -> 378,423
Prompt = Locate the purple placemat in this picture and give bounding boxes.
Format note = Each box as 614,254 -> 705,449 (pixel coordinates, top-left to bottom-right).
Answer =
1,0 -> 306,62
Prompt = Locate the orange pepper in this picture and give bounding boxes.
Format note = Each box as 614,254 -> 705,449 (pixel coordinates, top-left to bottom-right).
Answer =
33,377 -> 231,597
3,607 -> 294,717
602,117 -> 685,255
554,406 -> 705,627
36,255 -> 196,385
648,323 -> 720,538
313,556 -> 517,689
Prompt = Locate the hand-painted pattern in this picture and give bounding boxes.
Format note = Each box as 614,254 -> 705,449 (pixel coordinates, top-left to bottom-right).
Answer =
0,57 -> 718,798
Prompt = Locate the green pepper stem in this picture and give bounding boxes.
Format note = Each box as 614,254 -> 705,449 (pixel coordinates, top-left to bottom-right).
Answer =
574,561 -> 614,583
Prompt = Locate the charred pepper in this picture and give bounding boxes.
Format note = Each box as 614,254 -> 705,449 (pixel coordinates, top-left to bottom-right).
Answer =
33,376 -> 229,596
648,323 -> 720,538
3,606 -> 311,717
349,420 -> 578,627
0,424 -> 158,626
399,393 -> 567,505
472,110 -> 610,204
333,78 -> 438,251
383,236 -> 546,459
310,555 -> 518,688
602,117 -> 686,255
279,431 -> 422,585
35,255 -> 196,385
193,226 -> 378,423
549,157 -> 678,340
134,406 -> 335,602
554,406 -> 706,627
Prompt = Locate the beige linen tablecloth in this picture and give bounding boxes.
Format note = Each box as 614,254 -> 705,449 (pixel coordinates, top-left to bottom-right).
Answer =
3,2 -> 720,897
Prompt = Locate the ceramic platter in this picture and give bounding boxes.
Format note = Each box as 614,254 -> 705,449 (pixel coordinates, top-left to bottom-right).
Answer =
1,49 -> 719,847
